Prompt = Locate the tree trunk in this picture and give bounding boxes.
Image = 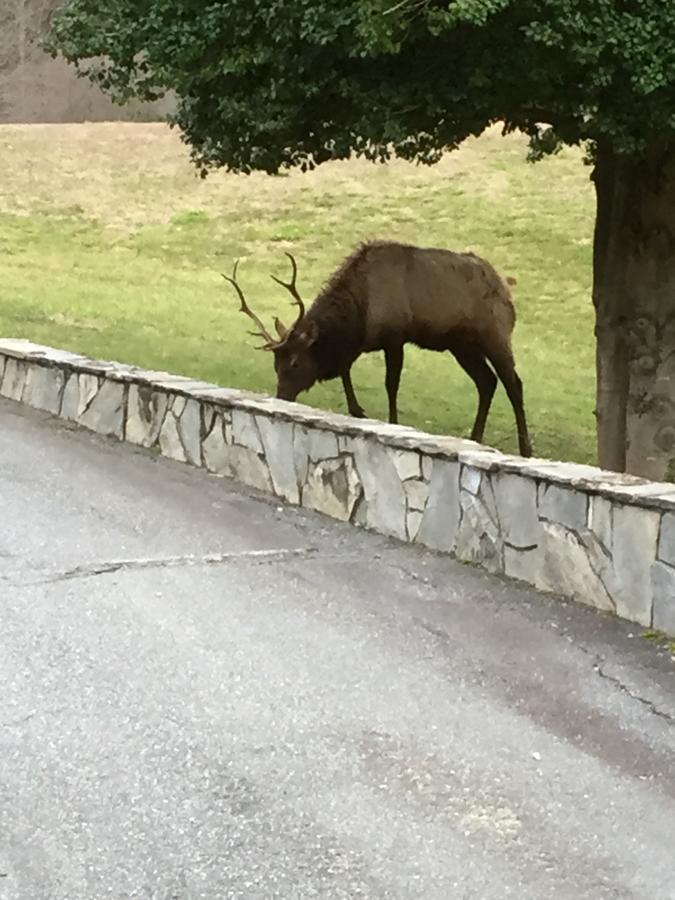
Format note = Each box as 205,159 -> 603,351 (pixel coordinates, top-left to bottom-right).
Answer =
593,142 -> 675,480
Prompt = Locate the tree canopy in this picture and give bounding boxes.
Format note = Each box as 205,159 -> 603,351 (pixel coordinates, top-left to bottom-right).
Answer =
47,0 -> 675,175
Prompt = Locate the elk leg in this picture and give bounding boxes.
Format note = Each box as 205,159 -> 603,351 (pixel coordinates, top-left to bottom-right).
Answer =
487,346 -> 533,458
341,368 -> 367,418
450,347 -> 497,444
384,345 -> 404,424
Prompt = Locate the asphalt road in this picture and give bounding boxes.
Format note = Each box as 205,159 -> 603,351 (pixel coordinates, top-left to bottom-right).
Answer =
1,398 -> 674,900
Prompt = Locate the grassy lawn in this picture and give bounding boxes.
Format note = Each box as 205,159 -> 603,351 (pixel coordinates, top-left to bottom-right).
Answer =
0,122 -> 596,462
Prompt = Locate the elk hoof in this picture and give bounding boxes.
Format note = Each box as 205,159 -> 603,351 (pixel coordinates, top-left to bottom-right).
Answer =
350,407 -> 367,419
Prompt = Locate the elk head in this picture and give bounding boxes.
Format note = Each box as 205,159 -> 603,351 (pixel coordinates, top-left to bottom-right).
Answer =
223,253 -> 320,402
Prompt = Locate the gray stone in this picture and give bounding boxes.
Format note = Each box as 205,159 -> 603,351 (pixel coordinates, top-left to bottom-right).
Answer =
460,466 -> 482,495
202,415 -> 230,475
538,483 -> 587,531
353,437 -> 407,540
352,492 -> 369,528
651,561 -> 675,635
77,373 -> 100,417
612,505 -> 660,626
79,380 -> 125,438
504,545 -> 542,584
493,473 -> 539,548
60,375 -> 79,420
389,449 -> 422,482
658,513 -> 675,567
0,355 -> 5,382
455,483 -> 502,573
202,403 -> 217,435
227,445 -> 273,493
256,416 -> 299,504
172,395 -> 187,418
421,456 -> 433,481
404,479 -> 429,512
159,406 -> 187,463
406,509 -> 424,542
22,365 -> 65,414
1,358 -> 27,401
535,523 -> 616,613
303,457 -> 361,522
337,435 -> 351,454
293,425 -> 311,487
589,496 -> 613,553
177,399 -> 202,466
308,428 -> 340,462
416,459 -> 461,553
126,385 -> 169,448
231,409 -> 264,455
0,338 -> 39,358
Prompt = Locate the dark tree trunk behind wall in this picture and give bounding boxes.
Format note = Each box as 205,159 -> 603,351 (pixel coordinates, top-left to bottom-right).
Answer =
593,142 -> 675,480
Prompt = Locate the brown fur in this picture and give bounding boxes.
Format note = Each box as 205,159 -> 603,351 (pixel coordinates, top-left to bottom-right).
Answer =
262,240 -> 532,457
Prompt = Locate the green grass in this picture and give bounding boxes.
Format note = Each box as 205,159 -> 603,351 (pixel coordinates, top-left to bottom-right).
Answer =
0,122 -> 597,462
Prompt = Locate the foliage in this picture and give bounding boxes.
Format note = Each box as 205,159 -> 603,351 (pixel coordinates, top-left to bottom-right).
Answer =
46,1 -> 675,175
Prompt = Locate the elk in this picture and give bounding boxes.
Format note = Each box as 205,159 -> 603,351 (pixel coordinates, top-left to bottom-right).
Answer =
224,240 -> 533,457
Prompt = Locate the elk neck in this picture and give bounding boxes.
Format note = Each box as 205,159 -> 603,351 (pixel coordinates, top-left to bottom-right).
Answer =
305,285 -> 367,381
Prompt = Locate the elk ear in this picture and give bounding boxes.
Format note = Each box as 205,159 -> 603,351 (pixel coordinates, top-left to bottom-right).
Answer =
274,317 -> 288,340
299,320 -> 318,347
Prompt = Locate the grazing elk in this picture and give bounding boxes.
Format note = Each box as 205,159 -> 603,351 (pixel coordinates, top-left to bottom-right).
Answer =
224,240 -> 533,457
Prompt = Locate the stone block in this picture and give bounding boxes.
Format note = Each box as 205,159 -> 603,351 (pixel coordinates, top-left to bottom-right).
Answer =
303,457 -> 361,522
159,404 -> 187,462
416,459 -> 461,552
0,356 -> 6,383
22,364 -> 65,414
612,505 -> 660,626
460,466 -> 482,496
404,479 -> 429,512
60,374 -> 79,420
231,409 -> 264,454
353,437 -> 407,540
658,513 -> 675,567
293,425 -> 311,487
455,480 -> 502,573
493,473 -> 538,548
421,456 -> 433,481
535,523 -> 615,613
651,562 -> 675,635
389,449 -> 422,482
589,496 -> 613,553
64,373 -> 99,418
175,399 -> 202,466
202,414 -> 230,475
406,509 -> 424,542
504,545 -> 542,584
126,385 -> 169,448
308,428 -> 340,462
1,358 -> 27,401
79,379 -> 125,438
256,416 -> 299,504
227,445 -> 273,493
538,483 -> 587,531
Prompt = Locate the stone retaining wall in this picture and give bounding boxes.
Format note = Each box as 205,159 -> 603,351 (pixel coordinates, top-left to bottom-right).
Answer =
2,338 -> 674,636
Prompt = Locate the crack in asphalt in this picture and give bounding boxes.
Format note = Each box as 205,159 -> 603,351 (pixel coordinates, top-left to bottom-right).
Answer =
28,547 -> 321,584
5,547 -> 393,586
593,661 -> 675,725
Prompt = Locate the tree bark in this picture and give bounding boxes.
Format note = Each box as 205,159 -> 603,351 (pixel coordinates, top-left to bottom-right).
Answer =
592,142 -> 675,480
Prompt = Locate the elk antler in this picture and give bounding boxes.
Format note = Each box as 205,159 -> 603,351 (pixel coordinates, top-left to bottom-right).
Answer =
222,260 -> 277,348
270,252 -> 306,326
